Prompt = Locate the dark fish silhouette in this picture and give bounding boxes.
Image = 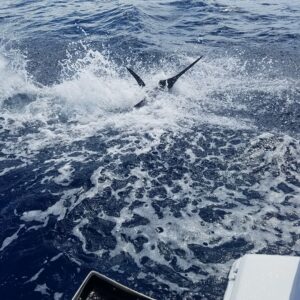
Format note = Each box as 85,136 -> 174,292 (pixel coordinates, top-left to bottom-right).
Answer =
127,56 -> 203,108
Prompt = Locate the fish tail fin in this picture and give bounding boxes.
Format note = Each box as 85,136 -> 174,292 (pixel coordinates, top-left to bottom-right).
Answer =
159,56 -> 203,89
127,67 -> 146,87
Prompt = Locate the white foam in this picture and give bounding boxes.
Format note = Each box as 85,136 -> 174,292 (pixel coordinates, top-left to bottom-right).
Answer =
54,292 -> 63,300
21,188 -> 82,224
53,163 -> 75,186
0,163 -> 26,176
72,218 -> 89,253
34,283 -> 50,296
0,50 -> 38,103
25,268 -> 44,283
0,224 -> 24,252
50,253 -> 63,262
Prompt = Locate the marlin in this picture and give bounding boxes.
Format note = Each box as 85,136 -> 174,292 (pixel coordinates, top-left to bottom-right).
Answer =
127,56 -> 203,108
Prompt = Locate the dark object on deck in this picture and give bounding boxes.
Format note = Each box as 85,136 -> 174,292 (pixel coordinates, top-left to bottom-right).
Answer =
72,271 -> 155,300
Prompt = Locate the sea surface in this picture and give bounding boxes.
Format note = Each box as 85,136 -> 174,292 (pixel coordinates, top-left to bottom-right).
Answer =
0,1 -> 299,299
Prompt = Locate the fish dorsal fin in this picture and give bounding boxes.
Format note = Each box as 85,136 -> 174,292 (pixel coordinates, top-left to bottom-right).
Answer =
127,67 -> 146,87
159,56 -> 203,89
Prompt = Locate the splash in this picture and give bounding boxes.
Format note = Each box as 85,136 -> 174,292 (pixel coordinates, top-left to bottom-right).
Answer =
1,41 -> 299,299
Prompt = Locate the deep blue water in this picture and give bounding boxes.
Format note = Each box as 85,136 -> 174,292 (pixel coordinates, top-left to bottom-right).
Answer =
0,1 -> 300,299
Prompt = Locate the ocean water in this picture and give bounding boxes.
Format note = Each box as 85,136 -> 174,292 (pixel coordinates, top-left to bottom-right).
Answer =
0,1 -> 299,299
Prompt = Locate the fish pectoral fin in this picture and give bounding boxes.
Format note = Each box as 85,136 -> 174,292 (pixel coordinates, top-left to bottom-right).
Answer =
127,67 -> 146,87
159,56 -> 203,89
